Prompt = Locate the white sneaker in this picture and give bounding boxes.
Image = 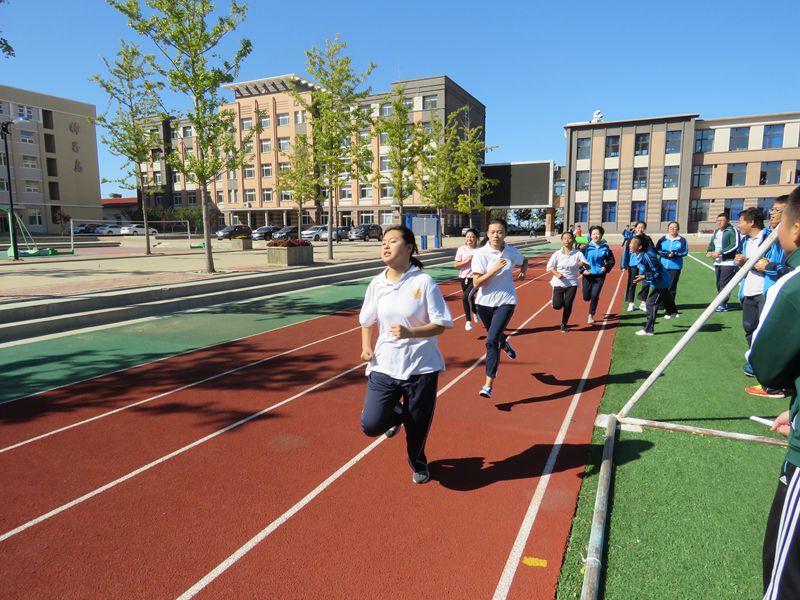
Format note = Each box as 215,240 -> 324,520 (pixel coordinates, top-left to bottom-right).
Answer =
638,302 -> 647,311
635,329 -> 654,336
587,315 -> 595,324
465,321 -> 473,331
627,302 -> 635,312
664,312 -> 680,320
473,312 -> 480,323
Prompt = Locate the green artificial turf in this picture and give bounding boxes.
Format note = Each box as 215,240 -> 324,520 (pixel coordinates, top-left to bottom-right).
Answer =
557,252 -> 788,599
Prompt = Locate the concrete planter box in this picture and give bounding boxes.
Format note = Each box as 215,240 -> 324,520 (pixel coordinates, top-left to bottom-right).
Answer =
266,244 -> 313,266
230,238 -> 253,250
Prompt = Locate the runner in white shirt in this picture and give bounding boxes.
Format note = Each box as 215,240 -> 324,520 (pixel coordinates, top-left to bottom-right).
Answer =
546,231 -> 589,333
359,226 -> 453,485
454,228 -> 481,331
471,218 -> 528,399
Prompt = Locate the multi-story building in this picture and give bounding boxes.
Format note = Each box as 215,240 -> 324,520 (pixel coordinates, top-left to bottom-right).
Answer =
143,74 -> 485,232
563,111 -> 800,234
0,85 -> 102,235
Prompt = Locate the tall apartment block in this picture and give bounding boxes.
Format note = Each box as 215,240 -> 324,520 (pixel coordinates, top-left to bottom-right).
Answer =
142,74 -> 485,232
0,85 -> 102,235
564,111 -> 800,233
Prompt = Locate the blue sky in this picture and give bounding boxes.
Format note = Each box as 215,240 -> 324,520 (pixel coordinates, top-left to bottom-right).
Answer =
3,0 -> 798,196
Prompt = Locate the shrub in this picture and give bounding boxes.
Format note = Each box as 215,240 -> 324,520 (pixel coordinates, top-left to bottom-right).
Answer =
266,238 -> 311,247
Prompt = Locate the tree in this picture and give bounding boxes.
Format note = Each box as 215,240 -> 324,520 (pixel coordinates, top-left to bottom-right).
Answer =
0,0 -> 13,58
452,116 -> 497,225
419,107 -> 464,236
377,86 -> 426,221
289,35 -> 375,260
275,134 -> 316,239
513,208 -> 532,229
109,0 -> 258,273
91,41 -> 164,255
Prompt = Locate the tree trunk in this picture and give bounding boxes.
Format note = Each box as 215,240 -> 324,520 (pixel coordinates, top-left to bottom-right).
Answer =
135,164 -> 151,256
200,185 -> 215,273
327,186 -> 335,260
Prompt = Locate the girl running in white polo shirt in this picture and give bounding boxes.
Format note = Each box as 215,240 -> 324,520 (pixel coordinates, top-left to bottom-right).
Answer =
471,218 -> 528,399
454,228 -> 481,330
547,231 -> 589,333
359,226 -> 453,485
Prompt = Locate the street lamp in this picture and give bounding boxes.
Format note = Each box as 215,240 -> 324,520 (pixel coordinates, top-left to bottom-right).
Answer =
1,117 -> 28,261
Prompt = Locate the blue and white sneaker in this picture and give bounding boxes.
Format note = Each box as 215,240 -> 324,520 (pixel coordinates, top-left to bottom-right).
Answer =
503,340 -> 517,360
743,363 -> 755,377
714,304 -> 729,313
479,385 -> 492,398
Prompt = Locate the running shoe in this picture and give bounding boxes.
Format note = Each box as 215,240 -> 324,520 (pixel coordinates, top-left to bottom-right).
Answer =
745,385 -> 787,399
561,324 -> 568,333
479,385 -> 492,398
664,313 -> 680,319
412,468 -> 431,484
385,424 -> 401,438
627,302 -> 635,312
714,304 -> 729,312
473,312 -> 480,323
638,301 -> 647,311
503,340 -> 517,359
587,315 -> 595,324
743,363 -> 755,377
635,329 -> 654,336
465,321 -> 473,331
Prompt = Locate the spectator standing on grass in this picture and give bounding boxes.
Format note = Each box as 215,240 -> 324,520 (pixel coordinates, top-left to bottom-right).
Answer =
755,196 -> 791,298
706,212 -> 741,312
655,221 -> 688,302
579,225 -> 615,325
359,226 -> 453,485
472,218 -> 528,399
547,231 -> 589,333
748,185 -> 800,599
622,221 -> 653,312
454,228 -> 481,331
629,234 -> 678,336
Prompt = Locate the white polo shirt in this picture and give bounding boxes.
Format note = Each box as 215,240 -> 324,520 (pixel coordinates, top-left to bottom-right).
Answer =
359,266 -> 453,380
471,243 -> 526,307
546,248 -> 587,287
742,233 -> 766,298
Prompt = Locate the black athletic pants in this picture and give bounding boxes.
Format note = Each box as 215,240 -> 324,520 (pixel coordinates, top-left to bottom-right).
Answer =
624,267 -> 650,303
552,285 -> 578,325
764,463 -> 800,599
460,277 -> 476,321
581,274 -> 606,317
643,287 -> 678,333
715,264 -> 738,306
742,294 -> 764,347
667,269 -> 681,301
476,304 -> 516,379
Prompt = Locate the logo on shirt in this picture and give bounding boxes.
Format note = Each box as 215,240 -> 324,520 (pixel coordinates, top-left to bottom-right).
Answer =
411,288 -> 422,300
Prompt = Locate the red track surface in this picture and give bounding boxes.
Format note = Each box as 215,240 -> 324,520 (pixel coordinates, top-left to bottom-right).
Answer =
0,254 -> 622,599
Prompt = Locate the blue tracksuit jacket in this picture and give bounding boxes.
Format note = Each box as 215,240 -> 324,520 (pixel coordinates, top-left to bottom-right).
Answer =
582,240 -> 616,275
655,235 -> 689,271
635,249 -> 672,290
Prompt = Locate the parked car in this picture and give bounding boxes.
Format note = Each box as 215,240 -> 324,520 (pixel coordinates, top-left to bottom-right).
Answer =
215,225 -> 252,240
300,225 -> 327,241
120,224 -> 158,236
272,226 -> 300,240
251,225 -> 281,241
348,224 -> 383,241
320,226 -> 351,242
73,223 -> 103,234
95,224 -> 122,235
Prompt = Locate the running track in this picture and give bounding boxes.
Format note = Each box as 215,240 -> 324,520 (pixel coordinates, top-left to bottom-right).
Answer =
0,252 -> 624,599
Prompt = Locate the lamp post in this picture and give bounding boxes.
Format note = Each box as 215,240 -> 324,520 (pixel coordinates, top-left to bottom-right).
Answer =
1,118 -> 26,261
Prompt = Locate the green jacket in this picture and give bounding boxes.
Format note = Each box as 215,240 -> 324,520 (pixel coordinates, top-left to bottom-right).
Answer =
750,249 -> 800,467
705,224 -> 740,261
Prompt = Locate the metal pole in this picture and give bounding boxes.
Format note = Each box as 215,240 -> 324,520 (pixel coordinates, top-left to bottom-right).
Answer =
1,121 -> 20,260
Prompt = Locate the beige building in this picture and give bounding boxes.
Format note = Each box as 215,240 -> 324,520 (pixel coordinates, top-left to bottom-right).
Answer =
564,111 -> 800,234
0,85 -> 102,236
144,74 -> 485,233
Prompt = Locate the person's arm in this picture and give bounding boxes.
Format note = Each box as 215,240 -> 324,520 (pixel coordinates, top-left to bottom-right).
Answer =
675,237 -> 689,258
453,248 -> 472,269
603,248 -> 615,273
515,248 -> 528,280
390,322 -> 447,339
655,237 -> 669,258
771,411 -> 792,437
546,253 -> 563,280
361,326 -> 374,361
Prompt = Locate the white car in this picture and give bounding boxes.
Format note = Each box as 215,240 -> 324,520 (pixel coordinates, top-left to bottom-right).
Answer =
95,224 -> 121,235
300,225 -> 327,241
120,224 -> 158,236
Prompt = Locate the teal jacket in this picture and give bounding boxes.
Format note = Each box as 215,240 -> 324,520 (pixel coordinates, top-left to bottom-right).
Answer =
706,224 -> 740,261
749,249 -> 800,468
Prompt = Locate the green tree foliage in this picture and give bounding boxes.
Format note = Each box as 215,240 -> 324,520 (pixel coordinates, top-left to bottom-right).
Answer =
275,134 -> 317,239
452,116 -> 497,218
513,208 -> 532,228
419,107 -> 464,234
289,35 -> 375,259
109,0 -> 258,273
0,0 -> 13,58
91,41 -> 164,255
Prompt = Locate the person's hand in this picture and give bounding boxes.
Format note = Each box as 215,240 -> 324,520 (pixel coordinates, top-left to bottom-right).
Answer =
734,254 -> 746,266
361,348 -> 374,361
600,267 -> 606,274
633,275 -> 645,283
491,258 -> 508,274
754,259 -> 768,272
516,270 -> 526,281
668,252 -> 674,258
390,324 -> 411,339
772,411 -> 791,437
712,251 -> 721,259
705,252 -> 714,258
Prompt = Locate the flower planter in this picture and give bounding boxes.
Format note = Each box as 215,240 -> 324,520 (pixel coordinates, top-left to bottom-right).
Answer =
230,238 -> 252,250
266,244 -> 313,266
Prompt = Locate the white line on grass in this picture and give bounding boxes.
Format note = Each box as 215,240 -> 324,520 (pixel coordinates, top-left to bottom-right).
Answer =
492,269 -> 626,600
687,252 -> 715,272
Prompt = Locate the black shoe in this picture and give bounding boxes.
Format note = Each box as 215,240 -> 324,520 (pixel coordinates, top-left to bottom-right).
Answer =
412,468 -> 430,484
560,324 -> 568,333
503,340 -> 517,359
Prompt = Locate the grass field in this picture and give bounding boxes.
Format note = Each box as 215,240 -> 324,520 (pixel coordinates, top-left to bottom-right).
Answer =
557,251 -> 788,599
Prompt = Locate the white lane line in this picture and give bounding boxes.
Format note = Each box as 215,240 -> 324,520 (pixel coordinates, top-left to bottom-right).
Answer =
0,363 -> 365,543
176,293 -> 553,599
687,252 -> 715,272
0,326 -> 360,454
492,269 -> 626,600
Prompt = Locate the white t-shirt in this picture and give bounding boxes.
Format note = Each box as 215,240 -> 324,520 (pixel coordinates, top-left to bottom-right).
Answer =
546,248 -> 587,287
455,244 -> 479,279
359,266 -> 453,380
742,233 -> 766,298
471,243 -> 526,307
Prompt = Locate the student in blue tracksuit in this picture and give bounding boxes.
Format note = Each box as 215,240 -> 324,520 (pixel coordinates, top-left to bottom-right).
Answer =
655,221 -> 689,301
755,196 -> 791,298
580,225 -> 615,324
630,235 -> 678,336
622,221 -> 654,312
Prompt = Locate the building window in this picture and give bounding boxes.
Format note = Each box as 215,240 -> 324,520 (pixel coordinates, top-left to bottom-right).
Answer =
20,130 -> 36,144
422,95 -> 437,109
763,124 -> 784,149
182,125 -> 193,137
663,166 -> 680,188
689,199 -> 710,222
576,138 -> 591,160
692,165 -> 712,188
661,200 -> 677,222
0,101 -> 5,115
277,113 -> 290,126
694,129 -> 715,153
603,169 -> 618,190
0,178 -> 6,191
260,139 -> 272,153
261,163 -> 273,177
631,201 -> 646,222
153,172 -> 162,185
0,153 -> 5,166
358,129 -> 370,142
28,208 -> 43,226
601,202 -> 617,222
17,104 -> 34,119
279,162 -> 290,172
760,161 -> 781,185
258,188 -> 270,202
280,190 -> 292,201
380,103 -> 392,117
665,130 -> 682,154
380,184 -> 395,198
172,172 -> 180,184
294,110 -> 306,125
379,131 -> 389,145
633,167 -> 648,189
173,192 -> 182,206
380,210 -> 393,225
24,180 -> 40,193
729,127 -> 750,151
553,179 -> 565,196
726,163 -> 747,186
575,171 -> 590,191
187,192 -> 197,205
574,203 -> 588,222
725,198 -> 744,221
634,133 -> 650,156
242,140 -> 253,154
243,164 -> 255,179
21,155 -> 38,169
379,156 -> 390,172
360,185 -> 373,199
241,117 -> 252,131
260,115 -> 270,129
215,191 -> 224,205
796,161 -> 800,184
360,211 -> 375,224
228,189 -> 238,203
340,186 -> 353,200
605,135 -> 620,158
278,137 -> 291,152
244,189 -> 255,203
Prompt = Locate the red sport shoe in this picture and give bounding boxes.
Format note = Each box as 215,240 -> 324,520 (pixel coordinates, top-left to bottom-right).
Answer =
745,385 -> 787,399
